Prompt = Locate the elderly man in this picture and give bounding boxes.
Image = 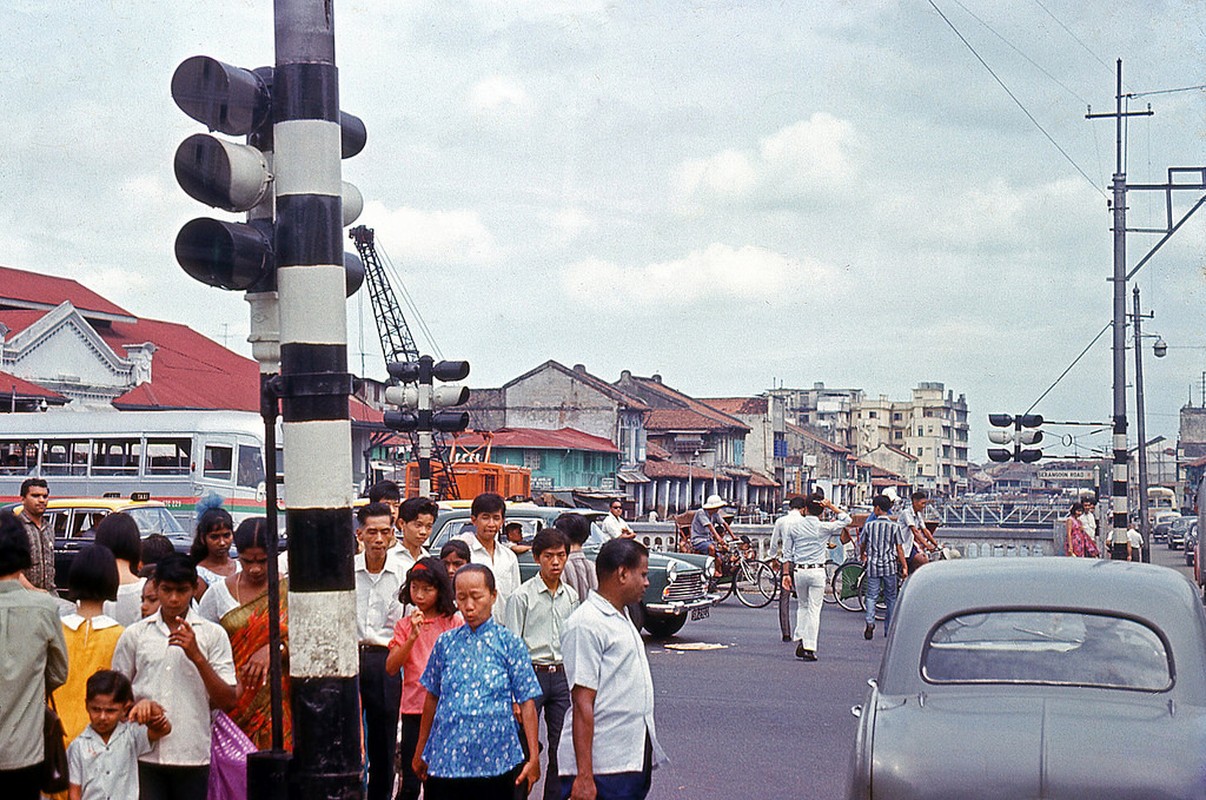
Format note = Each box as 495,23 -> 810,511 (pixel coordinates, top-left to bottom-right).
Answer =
689,495 -> 730,557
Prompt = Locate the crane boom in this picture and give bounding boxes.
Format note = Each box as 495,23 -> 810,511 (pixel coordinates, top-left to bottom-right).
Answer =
349,225 -> 420,364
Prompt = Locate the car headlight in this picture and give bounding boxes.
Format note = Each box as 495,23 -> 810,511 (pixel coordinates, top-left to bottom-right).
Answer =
665,560 -> 678,584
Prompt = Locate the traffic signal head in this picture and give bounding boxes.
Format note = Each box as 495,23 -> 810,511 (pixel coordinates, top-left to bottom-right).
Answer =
174,134 -> 272,213
171,56 -> 269,136
383,409 -> 419,432
432,360 -> 470,383
175,218 -> 274,291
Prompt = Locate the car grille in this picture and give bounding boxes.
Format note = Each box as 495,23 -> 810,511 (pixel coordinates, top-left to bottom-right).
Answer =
664,569 -> 706,601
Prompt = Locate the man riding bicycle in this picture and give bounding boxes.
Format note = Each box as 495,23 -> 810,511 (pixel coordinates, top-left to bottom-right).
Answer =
898,490 -> 939,572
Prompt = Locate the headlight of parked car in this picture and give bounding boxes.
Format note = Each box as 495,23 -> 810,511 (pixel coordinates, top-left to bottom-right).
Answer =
665,560 -> 678,584
705,556 -> 717,578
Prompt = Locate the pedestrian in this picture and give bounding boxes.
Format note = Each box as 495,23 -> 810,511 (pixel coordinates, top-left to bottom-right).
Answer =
137,535 -> 176,580
555,513 -> 597,600
1080,495 -> 1099,557
456,492 -> 521,617
16,477 -> 54,591
95,512 -> 145,626
396,496 -> 438,577
188,502 -> 238,600
353,502 -> 406,800
412,564 -> 542,799
505,522 -> 533,555
781,497 -> 851,661
1127,520 -> 1144,563
386,558 -> 463,800
858,495 -> 910,640
196,517 -> 291,750
140,579 -> 159,620
367,479 -> 403,529
689,495 -> 729,557
558,538 -> 668,800
110,553 -> 238,800
1065,503 -> 1097,557
898,490 -> 939,571
599,501 -> 635,542
55,545 -> 124,743
0,509 -> 69,800
504,528 -> 579,800
769,497 -> 806,642
66,669 -> 171,800
439,539 -> 470,578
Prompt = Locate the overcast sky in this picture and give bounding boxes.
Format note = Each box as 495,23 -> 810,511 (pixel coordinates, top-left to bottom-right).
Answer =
3,0 -> 1203,460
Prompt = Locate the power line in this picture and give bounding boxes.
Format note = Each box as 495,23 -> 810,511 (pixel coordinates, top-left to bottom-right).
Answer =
1031,0 -> 1114,76
928,0 -> 1108,199
1025,321 -> 1112,415
1130,83 -> 1206,98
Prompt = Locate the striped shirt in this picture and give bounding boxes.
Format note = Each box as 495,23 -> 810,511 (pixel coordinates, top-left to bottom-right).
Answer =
859,518 -> 908,578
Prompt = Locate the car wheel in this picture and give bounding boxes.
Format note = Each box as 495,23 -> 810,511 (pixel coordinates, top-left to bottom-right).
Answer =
643,614 -> 687,639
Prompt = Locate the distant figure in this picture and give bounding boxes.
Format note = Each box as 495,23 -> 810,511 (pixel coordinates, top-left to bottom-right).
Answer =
1080,495 -> 1099,557
858,495 -> 910,640
504,521 -> 532,555
1065,503 -> 1098,558
600,500 -> 635,542
689,495 -> 730,557
769,497 -> 806,643
16,477 -> 53,591
439,540 -> 470,578
898,491 -> 939,571
782,497 -> 851,662
1127,522 -> 1144,563
189,503 -> 238,600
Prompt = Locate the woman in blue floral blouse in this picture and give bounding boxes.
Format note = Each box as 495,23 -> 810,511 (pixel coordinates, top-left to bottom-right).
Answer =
413,563 -> 542,799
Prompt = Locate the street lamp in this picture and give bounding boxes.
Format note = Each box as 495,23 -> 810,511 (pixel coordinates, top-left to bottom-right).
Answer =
1132,286 -> 1166,563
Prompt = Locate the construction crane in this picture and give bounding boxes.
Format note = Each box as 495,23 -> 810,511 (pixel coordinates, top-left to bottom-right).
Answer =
349,225 -> 461,500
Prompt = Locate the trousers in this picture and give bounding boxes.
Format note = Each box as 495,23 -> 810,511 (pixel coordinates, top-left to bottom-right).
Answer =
792,566 -> 827,650
863,572 -> 899,628
359,647 -> 401,800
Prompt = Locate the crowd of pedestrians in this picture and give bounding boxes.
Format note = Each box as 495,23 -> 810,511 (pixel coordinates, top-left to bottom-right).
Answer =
0,477 -> 664,800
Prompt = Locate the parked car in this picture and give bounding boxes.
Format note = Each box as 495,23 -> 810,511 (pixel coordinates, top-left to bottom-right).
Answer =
1153,510 -> 1180,544
847,558 -> 1206,800
1185,520 -> 1198,568
1168,515 -> 1192,550
429,504 -> 716,638
0,493 -> 193,595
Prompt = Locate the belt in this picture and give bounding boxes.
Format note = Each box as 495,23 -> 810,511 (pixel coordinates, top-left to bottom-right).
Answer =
793,563 -> 825,570
359,643 -> 389,653
532,662 -> 563,673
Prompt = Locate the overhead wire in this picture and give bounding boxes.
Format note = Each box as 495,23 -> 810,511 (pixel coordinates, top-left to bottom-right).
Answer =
1025,321 -> 1112,416
928,0 -> 1108,200
1031,0 -> 1115,76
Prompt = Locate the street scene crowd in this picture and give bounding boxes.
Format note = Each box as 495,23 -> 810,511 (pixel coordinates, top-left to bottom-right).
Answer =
0,478 -> 662,800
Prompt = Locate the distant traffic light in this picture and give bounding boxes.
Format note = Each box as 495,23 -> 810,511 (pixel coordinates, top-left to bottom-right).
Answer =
385,356 -> 471,498
171,55 -> 367,295
987,414 -> 1044,463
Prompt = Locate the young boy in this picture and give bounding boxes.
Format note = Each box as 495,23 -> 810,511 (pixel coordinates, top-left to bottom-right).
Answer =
111,554 -> 237,800
456,492 -> 521,616
504,521 -> 532,555
503,528 -> 578,800
67,670 -> 171,800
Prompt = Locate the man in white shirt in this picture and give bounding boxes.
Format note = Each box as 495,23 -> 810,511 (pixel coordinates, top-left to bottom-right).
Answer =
899,490 -> 939,571
111,554 -> 237,800
559,538 -> 667,800
768,496 -> 806,642
354,502 -> 406,800
456,492 -> 521,617
394,496 -> 436,576
781,497 -> 852,661
600,500 -> 635,542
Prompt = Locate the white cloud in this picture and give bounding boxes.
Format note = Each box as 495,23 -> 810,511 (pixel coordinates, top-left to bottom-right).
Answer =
674,113 -> 857,210
360,200 -> 498,265
468,75 -> 532,115
551,207 -> 593,239
562,243 -> 836,307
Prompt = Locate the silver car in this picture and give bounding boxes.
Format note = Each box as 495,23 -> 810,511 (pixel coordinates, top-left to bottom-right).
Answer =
847,558 -> 1206,800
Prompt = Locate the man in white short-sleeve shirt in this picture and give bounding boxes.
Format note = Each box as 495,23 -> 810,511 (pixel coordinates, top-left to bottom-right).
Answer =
559,538 -> 667,800
456,492 -> 521,617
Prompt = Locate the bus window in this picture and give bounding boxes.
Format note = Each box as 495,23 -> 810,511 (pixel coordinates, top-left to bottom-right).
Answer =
0,440 -> 38,475
41,440 -> 88,476
237,445 -> 265,489
91,439 -> 140,475
204,445 -> 233,481
146,439 -> 191,476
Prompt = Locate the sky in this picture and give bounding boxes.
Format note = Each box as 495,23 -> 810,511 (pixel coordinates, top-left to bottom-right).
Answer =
2,0 -> 1204,461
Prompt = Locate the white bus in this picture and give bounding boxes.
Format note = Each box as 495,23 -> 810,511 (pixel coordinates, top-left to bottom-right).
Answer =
1148,486 -> 1177,521
0,410 -> 280,522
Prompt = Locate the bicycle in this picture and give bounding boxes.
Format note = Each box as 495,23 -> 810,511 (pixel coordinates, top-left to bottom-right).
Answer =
708,533 -> 777,609
832,547 -> 949,617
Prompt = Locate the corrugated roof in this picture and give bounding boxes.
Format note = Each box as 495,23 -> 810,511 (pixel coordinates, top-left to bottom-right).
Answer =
642,460 -> 730,480
618,374 -> 750,433
699,396 -> 768,416
0,266 -> 135,321
0,370 -> 68,401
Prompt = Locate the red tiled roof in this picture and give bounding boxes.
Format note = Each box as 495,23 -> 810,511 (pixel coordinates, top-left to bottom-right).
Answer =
747,471 -> 779,488
618,375 -> 750,433
645,407 -> 734,432
106,318 -> 260,411
454,427 -> 620,453
642,460 -> 730,480
645,441 -> 672,460
0,267 -> 134,320
350,397 -> 384,423
0,370 -> 67,401
699,396 -> 768,416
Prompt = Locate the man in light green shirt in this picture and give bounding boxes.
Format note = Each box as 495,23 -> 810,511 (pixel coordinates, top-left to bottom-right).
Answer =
504,527 -> 578,800
0,509 -> 69,799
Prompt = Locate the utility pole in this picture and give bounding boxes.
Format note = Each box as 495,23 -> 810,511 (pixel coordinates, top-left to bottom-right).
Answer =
1133,287 -> 1150,562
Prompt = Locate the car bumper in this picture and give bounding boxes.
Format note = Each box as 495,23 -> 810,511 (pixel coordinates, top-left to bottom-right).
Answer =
645,594 -> 720,615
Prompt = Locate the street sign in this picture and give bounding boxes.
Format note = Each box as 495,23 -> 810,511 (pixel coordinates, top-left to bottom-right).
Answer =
1038,468 -> 1095,481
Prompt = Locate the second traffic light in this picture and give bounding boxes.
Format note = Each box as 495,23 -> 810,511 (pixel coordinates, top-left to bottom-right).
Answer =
384,356 -> 471,434
987,413 -> 1044,463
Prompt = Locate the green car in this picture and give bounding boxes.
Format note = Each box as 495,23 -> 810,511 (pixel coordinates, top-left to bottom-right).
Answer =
429,505 -> 716,638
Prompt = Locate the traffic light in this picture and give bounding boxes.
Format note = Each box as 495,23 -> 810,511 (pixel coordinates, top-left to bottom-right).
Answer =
171,55 -> 367,294
384,357 -> 471,434
987,414 -> 1044,463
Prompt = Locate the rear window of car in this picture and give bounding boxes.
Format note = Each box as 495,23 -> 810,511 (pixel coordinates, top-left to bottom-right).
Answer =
922,610 -> 1172,691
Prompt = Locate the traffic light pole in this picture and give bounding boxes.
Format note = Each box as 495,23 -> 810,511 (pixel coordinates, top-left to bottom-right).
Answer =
416,356 -> 435,499
274,3 -> 361,799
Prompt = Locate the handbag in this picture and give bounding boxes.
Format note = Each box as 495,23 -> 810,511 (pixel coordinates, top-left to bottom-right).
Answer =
42,694 -> 70,794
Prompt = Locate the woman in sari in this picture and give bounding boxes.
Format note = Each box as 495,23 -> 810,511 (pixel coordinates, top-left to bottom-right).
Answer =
197,517 -> 290,749
1065,502 -> 1098,558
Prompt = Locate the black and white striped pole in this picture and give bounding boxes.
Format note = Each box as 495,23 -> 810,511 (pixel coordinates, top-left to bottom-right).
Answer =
273,3 -> 364,799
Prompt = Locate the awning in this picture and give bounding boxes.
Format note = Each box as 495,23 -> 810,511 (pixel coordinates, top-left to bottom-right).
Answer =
617,469 -> 651,484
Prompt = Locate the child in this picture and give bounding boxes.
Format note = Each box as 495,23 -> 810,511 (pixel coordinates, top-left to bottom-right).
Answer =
95,513 -> 144,626
503,528 -> 578,800
67,670 -> 171,800
555,513 -> 597,600
504,522 -> 531,555
139,579 -> 159,619
54,545 -> 124,743
439,540 -> 470,577
385,558 -> 463,800
137,535 -> 176,580
412,564 -> 541,800
111,553 -> 237,800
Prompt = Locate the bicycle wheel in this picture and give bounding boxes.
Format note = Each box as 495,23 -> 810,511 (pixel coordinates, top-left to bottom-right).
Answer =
735,560 -> 776,608
710,570 -> 736,603
832,561 -> 865,612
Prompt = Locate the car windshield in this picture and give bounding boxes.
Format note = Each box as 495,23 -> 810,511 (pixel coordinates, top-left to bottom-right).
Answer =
922,610 -> 1171,691
124,507 -> 185,535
